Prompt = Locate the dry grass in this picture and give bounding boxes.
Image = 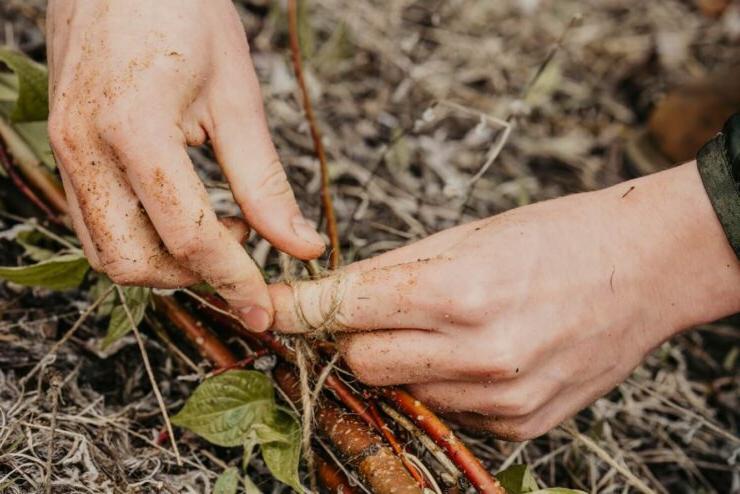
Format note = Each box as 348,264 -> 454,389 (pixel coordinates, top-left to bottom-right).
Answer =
1,0 -> 738,492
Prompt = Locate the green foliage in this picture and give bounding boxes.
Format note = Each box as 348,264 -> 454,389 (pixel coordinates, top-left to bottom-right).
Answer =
16,230 -> 57,262
101,286 -> 151,349
13,120 -> 55,169
173,371 -> 303,491
0,46 -> 55,171
0,48 -> 49,122
0,252 -> 89,290
89,275 -> 117,317
497,465 -> 540,493
258,410 -> 301,491
214,467 -> 240,494
172,370 -> 276,447
496,464 -> 586,494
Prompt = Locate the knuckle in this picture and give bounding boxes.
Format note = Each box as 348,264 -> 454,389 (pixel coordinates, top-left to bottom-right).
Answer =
94,109 -> 132,145
507,421 -> 547,442
454,357 -> 493,381
48,110 -> 78,159
168,236 -> 213,263
489,352 -> 521,380
486,391 -> 539,417
451,285 -> 491,325
452,340 -> 521,381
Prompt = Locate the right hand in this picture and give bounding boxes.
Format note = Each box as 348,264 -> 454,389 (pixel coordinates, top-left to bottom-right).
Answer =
47,0 -> 325,331
269,163 -> 740,440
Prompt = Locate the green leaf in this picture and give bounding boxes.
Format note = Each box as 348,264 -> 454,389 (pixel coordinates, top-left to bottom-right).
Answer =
89,275 -> 116,317
496,465 -> 540,494
172,370 -> 276,447
496,465 -> 586,494
0,72 -> 17,101
0,48 -> 49,122
259,410 -> 302,491
243,475 -> 263,494
13,120 -> 55,169
101,286 -> 151,349
214,467 -> 240,494
16,230 -> 57,262
0,252 -> 89,290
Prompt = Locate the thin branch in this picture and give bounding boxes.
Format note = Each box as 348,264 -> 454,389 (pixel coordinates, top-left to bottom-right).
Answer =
0,134 -> 63,225
208,349 -> 268,378
117,286 -> 182,466
287,0 -> 341,268
381,387 -> 505,494
378,401 -> 462,485
154,295 -> 237,369
316,454 -> 359,494
146,315 -> 204,377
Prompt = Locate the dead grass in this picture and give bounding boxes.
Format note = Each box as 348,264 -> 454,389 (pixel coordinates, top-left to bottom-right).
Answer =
0,0 -> 738,492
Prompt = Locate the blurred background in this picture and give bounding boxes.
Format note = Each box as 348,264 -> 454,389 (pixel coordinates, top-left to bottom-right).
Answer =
0,1 -> 738,492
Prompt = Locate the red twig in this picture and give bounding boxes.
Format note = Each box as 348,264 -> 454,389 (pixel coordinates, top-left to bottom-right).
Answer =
209,349 -> 269,377
199,293 -> 430,489
287,0 -> 340,269
154,295 -> 237,368
316,455 -> 359,494
365,396 -> 426,488
274,365 -> 421,494
381,388 -> 505,494
0,136 -> 64,226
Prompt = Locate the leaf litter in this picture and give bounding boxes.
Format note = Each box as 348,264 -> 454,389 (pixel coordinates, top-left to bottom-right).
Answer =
0,0 -> 738,492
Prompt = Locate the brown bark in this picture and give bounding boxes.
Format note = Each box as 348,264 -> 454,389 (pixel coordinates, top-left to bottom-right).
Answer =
381,388 -> 505,494
287,0 -> 341,268
274,364 -> 421,494
316,455 -> 359,494
154,295 -> 237,368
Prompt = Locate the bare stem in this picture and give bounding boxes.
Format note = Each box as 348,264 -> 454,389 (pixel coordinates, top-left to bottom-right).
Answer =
287,0 -> 340,268
381,387 -> 505,494
0,133 -> 64,226
154,295 -> 237,369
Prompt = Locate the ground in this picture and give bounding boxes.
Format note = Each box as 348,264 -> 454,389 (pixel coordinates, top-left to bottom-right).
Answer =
0,1 -> 738,493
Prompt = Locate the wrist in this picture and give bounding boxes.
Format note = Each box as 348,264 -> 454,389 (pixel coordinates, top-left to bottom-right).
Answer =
607,162 -> 740,345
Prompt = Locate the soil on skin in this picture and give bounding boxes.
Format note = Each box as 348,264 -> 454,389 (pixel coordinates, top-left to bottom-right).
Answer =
1,1 -> 738,493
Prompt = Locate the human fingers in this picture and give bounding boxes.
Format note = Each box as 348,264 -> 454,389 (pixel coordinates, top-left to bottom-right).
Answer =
107,117 -> 274,331
336,330 -> 453,386
406,372 -> 561,418
442,376 -> 615,441
209,22 -> 324,260
270,259 -> 448,334
58,166 -> 102,270
49,116 -> 203,289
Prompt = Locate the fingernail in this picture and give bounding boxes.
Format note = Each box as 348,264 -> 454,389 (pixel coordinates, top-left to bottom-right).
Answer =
239,305 -> 272,332
292,215 -> 325,248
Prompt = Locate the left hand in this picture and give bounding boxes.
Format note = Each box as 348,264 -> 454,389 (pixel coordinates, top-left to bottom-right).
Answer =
269,162 -> 740,440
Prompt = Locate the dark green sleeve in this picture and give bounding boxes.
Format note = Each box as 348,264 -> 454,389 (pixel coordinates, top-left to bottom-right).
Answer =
696,112 -> 740,259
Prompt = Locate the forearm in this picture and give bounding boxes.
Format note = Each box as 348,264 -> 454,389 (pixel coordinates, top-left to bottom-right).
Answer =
605,161 -> 740,343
